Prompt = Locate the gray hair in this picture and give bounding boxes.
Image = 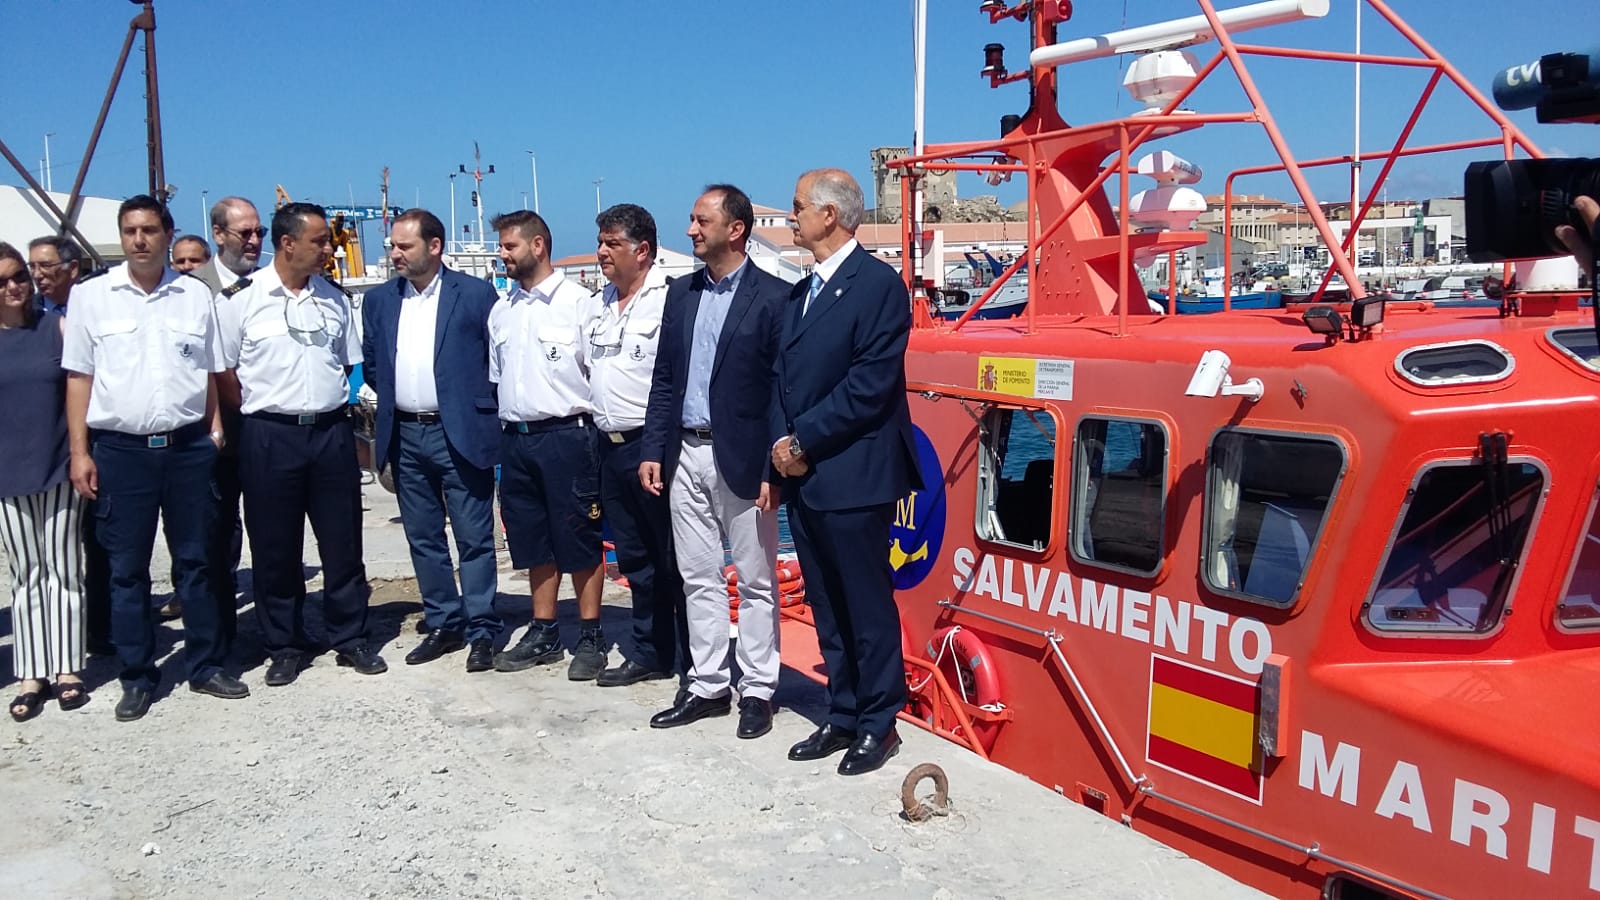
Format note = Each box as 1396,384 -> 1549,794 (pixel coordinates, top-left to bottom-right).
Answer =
805,168 -> 865,233
27,234 -> 84,267
209,196 -> 257,231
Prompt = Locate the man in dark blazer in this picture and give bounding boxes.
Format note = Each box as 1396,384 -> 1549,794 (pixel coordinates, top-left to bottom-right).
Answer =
771,168 -> 921,776
361,208 -> 502,670
639,184 -> 789,739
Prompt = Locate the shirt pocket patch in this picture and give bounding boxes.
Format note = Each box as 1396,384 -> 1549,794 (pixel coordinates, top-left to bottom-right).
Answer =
537,325 -> 577,363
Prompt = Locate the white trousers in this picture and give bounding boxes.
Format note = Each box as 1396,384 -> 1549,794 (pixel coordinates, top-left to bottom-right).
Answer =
0,481 -> 86,679
670,437 -> 780,701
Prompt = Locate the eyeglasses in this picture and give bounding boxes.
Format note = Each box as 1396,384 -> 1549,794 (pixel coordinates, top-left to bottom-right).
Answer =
284,298 -> 331,345
0,272 -> 33,288
221,226 -> 268,242
27,260 -> 68,272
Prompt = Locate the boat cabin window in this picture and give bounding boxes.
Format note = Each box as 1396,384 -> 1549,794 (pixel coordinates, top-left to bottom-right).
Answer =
1547,327 -> 1600,374
976,406 -> 1057,552
1557,489 -> 1600,631
1366,459 -> 1544,634
1203,431 -> 1344,607
1394,340 -> 1514,387
1071,417 -> 1167,575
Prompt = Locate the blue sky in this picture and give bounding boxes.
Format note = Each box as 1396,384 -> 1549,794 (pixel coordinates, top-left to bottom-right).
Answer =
3,1 -> 1595,256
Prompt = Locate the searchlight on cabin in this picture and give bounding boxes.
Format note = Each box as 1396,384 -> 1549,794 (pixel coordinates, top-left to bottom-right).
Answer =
1029,0 -> 1330,69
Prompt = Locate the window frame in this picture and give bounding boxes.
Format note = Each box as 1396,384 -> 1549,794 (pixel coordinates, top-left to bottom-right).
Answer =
1555,478 -> 1600,634
1068,413 -> 1170,578
1200,427 -> 1349,609
1392,339 -> 1516,388
1361,456 -> 1549,638
973,401 -> 1063,555
1544,326 -> 1600,375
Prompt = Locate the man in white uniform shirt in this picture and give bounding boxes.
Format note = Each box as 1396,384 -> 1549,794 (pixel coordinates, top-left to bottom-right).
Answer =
217,203 -> 387,687
585,205 -> 687,689
61,194 -> 249,722
487,211 -> 611,682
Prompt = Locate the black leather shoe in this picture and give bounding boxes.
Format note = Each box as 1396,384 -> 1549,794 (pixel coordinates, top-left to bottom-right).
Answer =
115,685 -> 153,722
649,692 -> 731,729
494,625 -> 563,672
264,656 -> 302,686
788,723 -> 857,761
596,659 -> 670,687
465,639 -> 495,673
336,646 -> 389,675
405,630 -> 464,666
736,697 -> 773,739
838,729 -> 901,776
190,672 -> 250,700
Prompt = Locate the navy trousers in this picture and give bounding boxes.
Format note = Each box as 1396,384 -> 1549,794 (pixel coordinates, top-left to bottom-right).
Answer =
207,450 -> 243,651
91,431 -> 224,689
393,420 -> 500,641
787,496 -> 907,738
238,415 -> 369,659
599,433 -> 687,675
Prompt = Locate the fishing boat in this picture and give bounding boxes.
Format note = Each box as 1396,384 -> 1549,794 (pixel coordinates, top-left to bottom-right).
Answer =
768,2 -> 1600,898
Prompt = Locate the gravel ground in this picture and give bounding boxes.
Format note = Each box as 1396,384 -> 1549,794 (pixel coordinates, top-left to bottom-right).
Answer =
0,490 -> 1265,900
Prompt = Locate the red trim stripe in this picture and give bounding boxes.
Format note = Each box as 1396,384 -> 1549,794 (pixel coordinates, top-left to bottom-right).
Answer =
1151,656 -> 1257,714
1148,734 -> 1260,799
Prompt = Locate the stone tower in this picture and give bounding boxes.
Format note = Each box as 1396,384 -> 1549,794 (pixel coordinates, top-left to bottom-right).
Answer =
870,146 -> 957,221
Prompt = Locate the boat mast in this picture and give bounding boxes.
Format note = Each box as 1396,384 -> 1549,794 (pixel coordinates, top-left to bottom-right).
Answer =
911,0 -> 928,303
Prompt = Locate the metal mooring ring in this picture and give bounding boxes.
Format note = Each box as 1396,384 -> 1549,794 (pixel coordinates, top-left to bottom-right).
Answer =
900,762 -> 951,822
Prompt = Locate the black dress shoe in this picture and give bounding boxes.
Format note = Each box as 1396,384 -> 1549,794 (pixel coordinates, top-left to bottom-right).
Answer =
405,630 -> 464,666
648,692 -> 731,729
264,656 -> 303,686
736,697 -> 773,739
788,723 -> 857,761
465,639 -> 495,672
336,646 -> 389,675
115,685 -> 153,722
596,659 -> 671,687
190,672 -> 251,700
838,729 -> 901,776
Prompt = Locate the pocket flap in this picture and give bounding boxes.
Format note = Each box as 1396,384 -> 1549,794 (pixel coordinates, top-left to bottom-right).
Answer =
244,318 -> 290,341
94,318 -> 139,338
537,325 -> 577,346
622,316 -> 660,337
165,318 -> 207,337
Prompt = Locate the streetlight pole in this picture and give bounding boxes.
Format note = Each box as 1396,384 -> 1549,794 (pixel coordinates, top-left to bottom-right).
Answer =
593,177 -> 604,214
448,173 -> 457,254
43,132 -> 54,193
201,189 -> 208,234
526,150 -> 539,214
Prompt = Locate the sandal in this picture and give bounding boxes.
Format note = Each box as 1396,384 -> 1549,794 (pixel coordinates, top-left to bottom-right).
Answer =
56,680 -> 89,712
9,683 -> 53,722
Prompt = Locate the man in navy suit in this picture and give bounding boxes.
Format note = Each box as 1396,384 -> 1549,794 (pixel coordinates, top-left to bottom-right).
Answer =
639,184 -> 789,739
361,209 -> 502,670
771,169 -> 920,776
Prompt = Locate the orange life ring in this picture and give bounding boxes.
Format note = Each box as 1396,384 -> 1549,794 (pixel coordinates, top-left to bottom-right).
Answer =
927,625 -> 1002,708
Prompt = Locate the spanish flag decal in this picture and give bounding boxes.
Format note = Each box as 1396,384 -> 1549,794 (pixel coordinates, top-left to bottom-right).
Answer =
1145,655 -> 1263,803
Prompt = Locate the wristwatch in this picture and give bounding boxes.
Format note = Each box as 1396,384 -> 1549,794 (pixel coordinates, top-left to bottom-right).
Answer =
787,434 -> 803,459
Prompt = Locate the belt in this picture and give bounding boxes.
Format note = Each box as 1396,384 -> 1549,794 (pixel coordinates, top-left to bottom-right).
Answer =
682,427 -> 713,441
248,408 -> 349,427
504,413 -> 589,435
396,410 -> 442,424
601,427 -> 643,444
92,421 -> 209,450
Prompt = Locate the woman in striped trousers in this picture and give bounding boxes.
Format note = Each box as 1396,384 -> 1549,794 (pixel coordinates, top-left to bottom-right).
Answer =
0,241 -> 87,719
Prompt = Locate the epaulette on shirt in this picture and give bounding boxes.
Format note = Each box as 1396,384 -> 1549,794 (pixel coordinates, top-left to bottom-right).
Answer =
221,277 -> 251,298
75,267 -> 109,284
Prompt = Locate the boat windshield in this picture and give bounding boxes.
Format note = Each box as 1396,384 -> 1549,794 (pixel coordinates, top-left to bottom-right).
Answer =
1559,490 -> 1600,630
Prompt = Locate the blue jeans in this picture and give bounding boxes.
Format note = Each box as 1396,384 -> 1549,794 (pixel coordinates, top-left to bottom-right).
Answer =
92,431 -> 224,689
394,421 -> 500,641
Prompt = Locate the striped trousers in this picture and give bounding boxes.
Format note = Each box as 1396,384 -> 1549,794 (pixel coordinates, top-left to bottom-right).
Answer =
0,481 -> 86,679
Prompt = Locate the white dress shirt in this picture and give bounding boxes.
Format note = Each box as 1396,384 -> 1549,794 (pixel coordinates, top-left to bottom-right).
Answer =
216,256 -> 252,290
393,269 -> 442,413
488,271 -> 601,422
810,238 -> 858,297
589,265 -> 668,433
217,266 -> 359,415
60,264 -> 224,434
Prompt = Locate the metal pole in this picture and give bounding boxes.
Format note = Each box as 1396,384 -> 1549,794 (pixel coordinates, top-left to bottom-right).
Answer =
43,133 -> 54,193
201,189 -> 207,234
60,8 -> 141,232
527,150 -> 539,214
448,174 -> 456,254
0,139 -> 104,266
593,177 -> 604,213
141,0 -> 166,204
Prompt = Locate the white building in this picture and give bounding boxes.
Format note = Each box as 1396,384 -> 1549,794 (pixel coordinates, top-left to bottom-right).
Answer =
0,185 -> 124,263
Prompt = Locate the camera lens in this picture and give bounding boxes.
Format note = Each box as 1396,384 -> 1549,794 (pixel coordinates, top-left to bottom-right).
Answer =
1465,158 -> 1600,261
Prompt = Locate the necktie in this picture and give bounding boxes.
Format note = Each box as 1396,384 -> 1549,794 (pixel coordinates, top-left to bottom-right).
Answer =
804,273 -> 822,315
